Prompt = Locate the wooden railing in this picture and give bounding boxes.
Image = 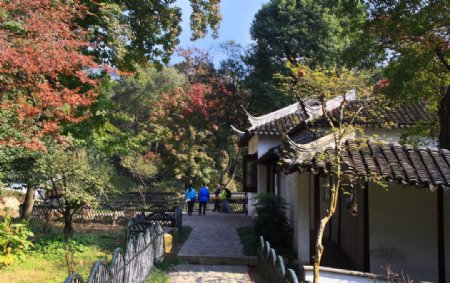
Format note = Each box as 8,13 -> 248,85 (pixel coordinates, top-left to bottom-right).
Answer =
64,223 -> 164,283
257,236 -> 298,283
30,192 -> 184,225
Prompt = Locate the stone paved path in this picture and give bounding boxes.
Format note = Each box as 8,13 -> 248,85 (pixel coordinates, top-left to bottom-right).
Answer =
178,212 -> 253,261
172,212 -> 255,282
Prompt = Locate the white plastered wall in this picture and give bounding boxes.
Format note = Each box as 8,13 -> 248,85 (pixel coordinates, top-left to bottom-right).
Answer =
369,183 -> 438,282
362,128 -> 404,144
246,135 -> 259,217
279,171 -> 311,265
285,173 -> 298,249
247,135 -> 281,216
362,128 -> 437,148
248,135 -> 259,155
256,136 -> 281,194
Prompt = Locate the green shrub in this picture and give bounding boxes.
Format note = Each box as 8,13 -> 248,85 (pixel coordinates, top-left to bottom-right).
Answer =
253,194 -> 292,251
237,226 -> 257,256
0,197 -> 34,266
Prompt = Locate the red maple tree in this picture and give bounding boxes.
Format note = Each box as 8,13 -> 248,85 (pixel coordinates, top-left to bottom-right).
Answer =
0,0 -> 99,150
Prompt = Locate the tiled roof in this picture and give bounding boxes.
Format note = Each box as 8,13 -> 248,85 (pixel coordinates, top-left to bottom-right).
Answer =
252,110 -> 308,136
280,139 -> 450,189
237,108 -> 308,146
239,101 -> 431,146
309,101 -> 432,128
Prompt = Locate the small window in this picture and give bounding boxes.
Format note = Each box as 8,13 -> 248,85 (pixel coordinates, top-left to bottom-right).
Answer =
243,154 -> 257,192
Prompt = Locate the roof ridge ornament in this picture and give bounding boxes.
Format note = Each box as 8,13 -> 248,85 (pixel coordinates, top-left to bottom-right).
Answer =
243,103 -> 302,129
244,90 -> 356,130
230,125 -> 245,137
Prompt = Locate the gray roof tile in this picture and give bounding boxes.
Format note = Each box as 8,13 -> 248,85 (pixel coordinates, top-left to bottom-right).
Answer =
280,140 -> 450,189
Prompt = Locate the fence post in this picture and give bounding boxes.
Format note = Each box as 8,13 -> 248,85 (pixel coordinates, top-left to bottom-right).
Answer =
255,237 -> 300,283
285,269 -> 299,283
275,255 -> 285,282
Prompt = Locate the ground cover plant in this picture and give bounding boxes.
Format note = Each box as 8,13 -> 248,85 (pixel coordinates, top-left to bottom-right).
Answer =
0,221 -> 126,283
0,197 -> 33,266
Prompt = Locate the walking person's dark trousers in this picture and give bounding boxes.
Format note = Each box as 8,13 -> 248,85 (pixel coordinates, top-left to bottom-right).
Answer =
213,199 -> 220,211
199,201 -> 207,215
187,201 -> 194,216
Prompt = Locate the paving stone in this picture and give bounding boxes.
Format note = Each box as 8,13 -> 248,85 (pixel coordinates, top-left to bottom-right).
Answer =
169,264 -> 251,283
171,212 -> 255,282
178,212 -> 253,260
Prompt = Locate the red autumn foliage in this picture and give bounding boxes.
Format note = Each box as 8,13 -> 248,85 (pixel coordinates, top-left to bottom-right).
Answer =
143,151 -> 159,161
0,0 -> 100,150
373,79 -> 391,92
172,48 -> 249,131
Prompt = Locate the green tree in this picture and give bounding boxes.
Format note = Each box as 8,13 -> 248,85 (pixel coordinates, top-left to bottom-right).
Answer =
144,48 -> 250,188
278,63 -> 376,282
363,1 -> 450,149
33,142 -> 116,240
108,67 -> 186,188
175,48 -> 250,188
79,0 -> 222,70
245,0 -> 368,114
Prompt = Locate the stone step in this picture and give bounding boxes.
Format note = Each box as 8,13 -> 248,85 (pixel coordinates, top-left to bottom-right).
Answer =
178,255 -> 257,266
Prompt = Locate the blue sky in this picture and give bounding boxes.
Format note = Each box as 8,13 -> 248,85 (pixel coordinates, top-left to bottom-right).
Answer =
170,0 -> 269,65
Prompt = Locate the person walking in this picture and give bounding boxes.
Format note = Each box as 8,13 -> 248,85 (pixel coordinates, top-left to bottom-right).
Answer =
212,185 -> 221,212
198,184 -> 210,215
220,185 -> 232,213
185,185 -> 196,216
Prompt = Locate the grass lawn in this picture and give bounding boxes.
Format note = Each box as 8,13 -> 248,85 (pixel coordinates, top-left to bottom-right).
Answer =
1,221 -> 192,283
0,221 -> 126,283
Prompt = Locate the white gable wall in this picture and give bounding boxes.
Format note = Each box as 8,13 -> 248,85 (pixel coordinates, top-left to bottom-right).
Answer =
368,183 -> 438,282
257,136 -> 281,194
257,136 -> 281,157
248,135 -> 259,155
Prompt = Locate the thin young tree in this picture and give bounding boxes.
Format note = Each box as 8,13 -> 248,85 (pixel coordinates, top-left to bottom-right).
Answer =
278,63 -> 376,282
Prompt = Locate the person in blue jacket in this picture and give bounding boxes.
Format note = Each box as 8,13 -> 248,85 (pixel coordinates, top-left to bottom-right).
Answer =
185,185 -> 196,216
198,184 -> 210,215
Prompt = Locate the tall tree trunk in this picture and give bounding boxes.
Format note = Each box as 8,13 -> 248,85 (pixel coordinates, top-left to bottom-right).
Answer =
438,86 -> 450,150
313,178 -> 340,283
21,185 -> 35,220
221,147 -> 241,187
63,208 -> 74,240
